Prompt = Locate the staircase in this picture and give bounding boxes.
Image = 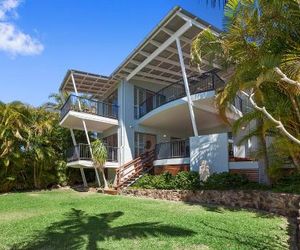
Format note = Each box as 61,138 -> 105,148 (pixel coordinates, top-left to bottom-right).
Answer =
114,150 -> 155,190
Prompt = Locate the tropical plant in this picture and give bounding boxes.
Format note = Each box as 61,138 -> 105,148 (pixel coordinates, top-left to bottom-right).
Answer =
43,92 -> 69,112
0,101 -> 69,192
192,0 -> 300,178
91,139 -> 109,189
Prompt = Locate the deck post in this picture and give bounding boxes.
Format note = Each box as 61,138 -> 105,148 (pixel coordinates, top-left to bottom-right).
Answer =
80,167 -> 88,187
71,71 -> 101,188
176,37 -> 199,136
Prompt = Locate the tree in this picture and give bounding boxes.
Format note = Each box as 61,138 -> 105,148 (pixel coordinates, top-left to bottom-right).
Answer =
91,139 -> 109,189
0,101 -> 69,192
192,0 -> 300,175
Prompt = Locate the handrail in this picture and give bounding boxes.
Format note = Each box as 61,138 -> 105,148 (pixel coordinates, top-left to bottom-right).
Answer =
115,150 -> 155,189
115,149 -> 153,174
60,94 -> 119,120
155,139 -> 190,160
137,71 -> 225,118
66,143 -> 119,163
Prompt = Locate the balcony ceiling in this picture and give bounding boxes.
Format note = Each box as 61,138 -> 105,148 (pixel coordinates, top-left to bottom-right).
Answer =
59,6 -> 223,98
138,95 -> 239,138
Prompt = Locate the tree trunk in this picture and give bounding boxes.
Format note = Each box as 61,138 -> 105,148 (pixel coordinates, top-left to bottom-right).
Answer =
100,168 -> 109,189
33,164 -> 38,189
257,119 -> 270,185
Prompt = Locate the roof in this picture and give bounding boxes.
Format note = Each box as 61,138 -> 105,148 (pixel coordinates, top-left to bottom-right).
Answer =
59,6 -> 222,98
60,70 -> 117,97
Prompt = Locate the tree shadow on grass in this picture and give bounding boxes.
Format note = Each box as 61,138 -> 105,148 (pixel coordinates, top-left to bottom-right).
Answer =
15,208 -> 195,250
184,201 -> 278,218
183,202 -> 292,249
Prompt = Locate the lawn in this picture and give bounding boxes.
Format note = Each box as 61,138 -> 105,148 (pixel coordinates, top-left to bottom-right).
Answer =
0,189 -> 290,250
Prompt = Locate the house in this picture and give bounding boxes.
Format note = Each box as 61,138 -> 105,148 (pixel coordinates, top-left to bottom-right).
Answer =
58,6 -> 261,189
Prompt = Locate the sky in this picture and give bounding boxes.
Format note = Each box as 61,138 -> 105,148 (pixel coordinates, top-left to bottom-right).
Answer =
0,0 -> 224,106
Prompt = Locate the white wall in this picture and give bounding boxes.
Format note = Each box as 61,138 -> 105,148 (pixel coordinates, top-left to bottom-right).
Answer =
190,133 -> 229,173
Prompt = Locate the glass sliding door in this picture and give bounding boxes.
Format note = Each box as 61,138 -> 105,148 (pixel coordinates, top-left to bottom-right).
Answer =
134,132 -> 156,157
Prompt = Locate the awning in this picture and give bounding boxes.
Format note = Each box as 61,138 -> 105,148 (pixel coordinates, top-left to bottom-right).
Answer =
59,69 -> 118,98
60,6 -> 222,98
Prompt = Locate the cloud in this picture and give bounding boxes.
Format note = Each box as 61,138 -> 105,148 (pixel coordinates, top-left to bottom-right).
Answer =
0,0 -> 44,56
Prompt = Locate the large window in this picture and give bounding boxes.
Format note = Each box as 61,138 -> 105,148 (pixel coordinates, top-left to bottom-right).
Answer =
134,86 -> 155,119
134,132 -> 156,157
102,133 -> 118,147
103,90 -> 118,118
104,90 -> 118,105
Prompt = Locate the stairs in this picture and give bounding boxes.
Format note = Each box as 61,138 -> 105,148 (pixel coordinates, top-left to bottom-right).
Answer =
114,150 -> 155,190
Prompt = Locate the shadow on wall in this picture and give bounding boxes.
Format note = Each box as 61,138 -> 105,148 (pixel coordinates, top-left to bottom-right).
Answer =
190,133 -> 228,174
16,209 -> 195,249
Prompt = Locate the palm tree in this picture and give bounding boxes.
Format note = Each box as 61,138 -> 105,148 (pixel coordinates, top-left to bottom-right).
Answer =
191,0 -> 300,177
43,92 -> 69,112
91,139 -> 109,189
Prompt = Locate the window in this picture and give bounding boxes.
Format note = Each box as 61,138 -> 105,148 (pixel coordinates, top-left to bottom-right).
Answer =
134,132 -> 156,157
228,132 -> 234,157
102,134 -> 118,147
134,86 -> 155,119
104,90 -> 118,105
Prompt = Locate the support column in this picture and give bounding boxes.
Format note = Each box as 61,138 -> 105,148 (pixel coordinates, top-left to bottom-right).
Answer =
70,129 -> 79,158
80,167 -> 88,187
71,71 -> 101,187
82,120 -> 101,187
176,38 -> 198,136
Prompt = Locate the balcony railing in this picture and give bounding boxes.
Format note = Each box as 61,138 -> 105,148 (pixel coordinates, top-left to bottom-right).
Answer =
60,95 -> 118,120
138,71 -> 225,118
66,143 -> 119,163
155,139 -> 190,160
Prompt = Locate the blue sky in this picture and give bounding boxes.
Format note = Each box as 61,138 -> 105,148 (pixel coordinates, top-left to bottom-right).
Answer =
0,0 -> 224,106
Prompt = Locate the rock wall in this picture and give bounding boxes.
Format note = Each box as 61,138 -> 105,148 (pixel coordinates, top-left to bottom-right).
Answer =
122,189 -> 300,217
122,189 -> 300,248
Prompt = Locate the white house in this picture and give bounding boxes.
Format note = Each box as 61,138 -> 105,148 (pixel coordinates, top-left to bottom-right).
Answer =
58,6 -> 261,189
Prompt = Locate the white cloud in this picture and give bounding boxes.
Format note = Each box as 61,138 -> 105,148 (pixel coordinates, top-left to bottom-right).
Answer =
0,0 -> 44,56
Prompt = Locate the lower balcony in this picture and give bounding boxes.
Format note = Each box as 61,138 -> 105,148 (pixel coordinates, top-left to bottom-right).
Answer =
153,139 -> 190,166
66,143 -> 119,168
60,95 -> 119,132
152,137 -> 259,181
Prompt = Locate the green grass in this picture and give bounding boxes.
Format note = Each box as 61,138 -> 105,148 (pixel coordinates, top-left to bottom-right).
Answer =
0,189 -> 290,250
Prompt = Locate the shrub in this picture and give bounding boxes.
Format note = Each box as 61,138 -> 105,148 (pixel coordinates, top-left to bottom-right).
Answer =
133,171 -> 201,190
151,172 -> 174,189
202,172 -> 250,190
272,174 -> 300,194
173,171 -> 201,190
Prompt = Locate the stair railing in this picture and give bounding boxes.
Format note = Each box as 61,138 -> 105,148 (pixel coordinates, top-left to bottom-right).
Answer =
115,150 -> 155,189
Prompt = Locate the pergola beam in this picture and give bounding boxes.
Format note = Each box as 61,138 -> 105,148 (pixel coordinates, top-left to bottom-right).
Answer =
126,21 -> 193,81
150,39 -> 222,70
130,59 -> 184,77
176,11 -> 220,37
138,51 -> 197,73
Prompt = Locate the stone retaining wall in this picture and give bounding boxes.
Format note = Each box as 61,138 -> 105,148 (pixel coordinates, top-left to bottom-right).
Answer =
122,189 -> 300,216
122,189 -> 300,248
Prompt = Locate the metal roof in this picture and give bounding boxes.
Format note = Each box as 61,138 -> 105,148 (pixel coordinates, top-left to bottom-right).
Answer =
59,6 -> 222,98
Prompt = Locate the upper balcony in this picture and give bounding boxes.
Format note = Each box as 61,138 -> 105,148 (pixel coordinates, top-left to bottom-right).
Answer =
136,72 -> 242,136
137,71 -> 225,118
60,95 -> 119,132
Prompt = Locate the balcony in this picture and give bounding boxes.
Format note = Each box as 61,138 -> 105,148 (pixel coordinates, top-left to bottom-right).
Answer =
153,139 -> 190,166
60,95 -> 119,132
138,71 -> 225,118
66,143 -> 119,168
137,72 -> 242,137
